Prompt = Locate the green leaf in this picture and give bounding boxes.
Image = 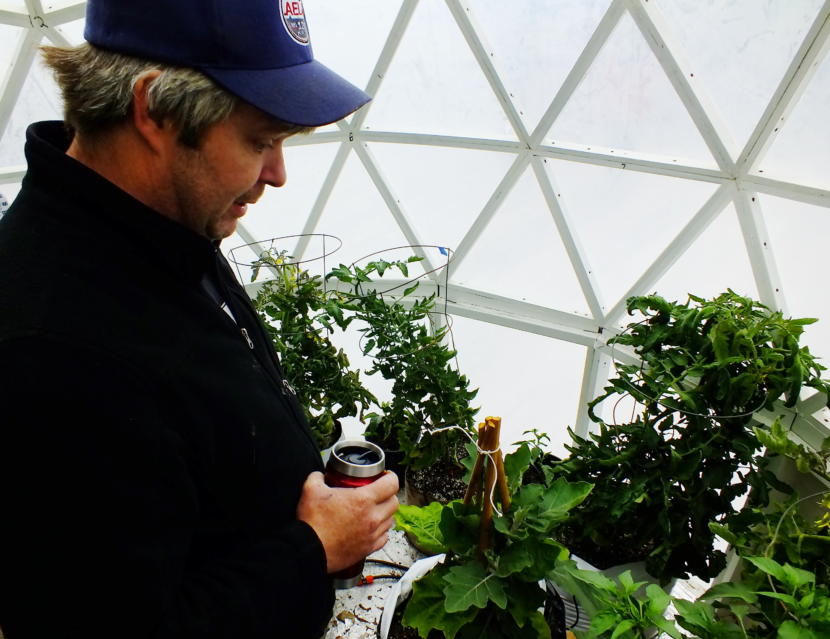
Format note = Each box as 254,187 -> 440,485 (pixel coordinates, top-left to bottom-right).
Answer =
525,610 -> 553,639
542,477 -> 594,523
644,583 -> 671,616
589,611 -> 620,636
402,568 -> 478,639
495,537 -> 565,581
394,502 -> 448,555
745,556 -> 787,583
403,283 -> 419,297
610,620 -> 636,639
701,581 -> 758,604
503,580 -> 546,628
778,621 -> 818,639
674,597 -> 716,630
758,591 -> 797,606
440,501 -> 480,555
504,443 -> 532,491
443,562 -> 508,613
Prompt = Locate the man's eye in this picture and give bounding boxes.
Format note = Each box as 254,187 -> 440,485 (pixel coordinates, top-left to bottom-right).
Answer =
255,140 -> 275,152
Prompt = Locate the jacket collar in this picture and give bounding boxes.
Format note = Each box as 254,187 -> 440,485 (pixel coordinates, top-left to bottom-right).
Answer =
22,121 -> 217,283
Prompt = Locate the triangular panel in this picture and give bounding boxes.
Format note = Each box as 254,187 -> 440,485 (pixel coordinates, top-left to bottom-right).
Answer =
305,0 -> 401,93
659,0 -> 823,156
0,23 -> 23,63
543,159 -> 719,312
471,0 -> 612,133
42,0 -> 84,11
452,164 -> 590,315
308,151 -> 424,273
648,202 -> 758,311
0,2 -> 26,13
364,0 -> 516,140
548,12 -> 716,167
759,194 -> 830,360
365,142 -> 515,254
50,18 -> 85,45
448,314 -> 586,456
0,48 -> 62,167
754,47 -> 830,190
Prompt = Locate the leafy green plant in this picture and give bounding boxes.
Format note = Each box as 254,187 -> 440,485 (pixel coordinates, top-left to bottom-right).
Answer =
393,445 -> 593,638
251,250 -> 376,448
549,563 -> 681,639
674,556 -> 830,639
551,290 -> 830,584
326,258 -> 478,470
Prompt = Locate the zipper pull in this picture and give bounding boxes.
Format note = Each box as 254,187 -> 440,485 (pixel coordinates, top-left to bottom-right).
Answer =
240,327 -> 254,349
282,379 -> 296,397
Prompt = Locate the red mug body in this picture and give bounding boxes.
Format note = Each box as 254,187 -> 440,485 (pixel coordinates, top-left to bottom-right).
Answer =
324,440 -> 385,588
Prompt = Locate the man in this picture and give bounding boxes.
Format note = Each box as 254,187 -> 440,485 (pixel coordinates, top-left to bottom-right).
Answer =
0,1 -> 399,637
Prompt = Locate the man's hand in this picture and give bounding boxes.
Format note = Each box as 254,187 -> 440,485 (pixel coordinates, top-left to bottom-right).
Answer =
297,470 -> 399,573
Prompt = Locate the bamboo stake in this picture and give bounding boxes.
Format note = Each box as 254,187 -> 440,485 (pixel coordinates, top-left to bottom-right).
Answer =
486,416 -> 511,511
478,422 -> 497,554
463,422 -> 487,505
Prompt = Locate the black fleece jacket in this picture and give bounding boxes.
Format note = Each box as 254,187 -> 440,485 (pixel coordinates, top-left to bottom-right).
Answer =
0,122 -> 334,638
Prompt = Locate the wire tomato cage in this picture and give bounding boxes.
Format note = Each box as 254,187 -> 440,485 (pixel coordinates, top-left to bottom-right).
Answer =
605,317 -> 774,425
334,244 -> 459,366
227,233 -> 344,286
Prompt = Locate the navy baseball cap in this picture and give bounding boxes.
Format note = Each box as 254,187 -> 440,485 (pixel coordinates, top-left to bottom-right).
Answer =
83,0 -> 371,127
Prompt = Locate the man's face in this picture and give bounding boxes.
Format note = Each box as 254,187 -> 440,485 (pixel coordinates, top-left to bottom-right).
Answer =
169,102 -> 292,240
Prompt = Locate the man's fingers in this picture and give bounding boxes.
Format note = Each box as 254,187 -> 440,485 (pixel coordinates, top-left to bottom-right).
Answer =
365,471 -> 399,502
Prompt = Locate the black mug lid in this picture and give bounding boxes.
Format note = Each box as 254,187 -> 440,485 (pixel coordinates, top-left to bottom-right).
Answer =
328,440 -> 385,478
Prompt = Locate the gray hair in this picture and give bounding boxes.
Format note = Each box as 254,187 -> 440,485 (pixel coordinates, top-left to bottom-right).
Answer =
41,44 -> 306,147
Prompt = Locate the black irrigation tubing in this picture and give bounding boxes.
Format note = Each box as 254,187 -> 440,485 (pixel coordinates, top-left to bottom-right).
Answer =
364,558 -> 411,571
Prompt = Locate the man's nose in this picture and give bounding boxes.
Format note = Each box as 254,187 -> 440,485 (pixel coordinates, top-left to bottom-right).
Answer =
260,141 -> 287,188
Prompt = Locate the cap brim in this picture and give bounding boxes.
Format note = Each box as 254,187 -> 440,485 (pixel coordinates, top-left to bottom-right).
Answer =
202,59 -> 371,127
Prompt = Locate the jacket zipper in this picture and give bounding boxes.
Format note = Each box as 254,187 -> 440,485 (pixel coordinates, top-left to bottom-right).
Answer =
240,327 -> 254,349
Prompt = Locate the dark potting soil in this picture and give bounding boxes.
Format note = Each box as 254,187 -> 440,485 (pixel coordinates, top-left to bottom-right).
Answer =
555,524 -> 657,570
387,606 -> 440,639
406,457 -> 468,505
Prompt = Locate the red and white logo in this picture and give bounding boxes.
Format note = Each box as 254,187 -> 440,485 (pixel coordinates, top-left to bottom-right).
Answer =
280,0 -> 310,46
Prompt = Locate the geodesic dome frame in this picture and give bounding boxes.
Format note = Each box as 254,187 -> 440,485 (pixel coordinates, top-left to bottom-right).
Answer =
1,0 -> 829,452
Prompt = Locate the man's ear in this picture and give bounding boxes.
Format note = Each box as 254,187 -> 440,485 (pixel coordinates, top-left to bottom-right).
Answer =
132,70 -> 170,154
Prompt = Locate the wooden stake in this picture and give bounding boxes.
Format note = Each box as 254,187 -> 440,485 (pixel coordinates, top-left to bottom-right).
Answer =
478,423 -> 497,554
486,417 -> 511,511
463,422 -> 487,505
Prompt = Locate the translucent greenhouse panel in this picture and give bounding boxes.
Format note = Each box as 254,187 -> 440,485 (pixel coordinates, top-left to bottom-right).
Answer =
40,0 -> 85,11
658,0 -> 823,157
759,194 -> 830,362
50,17 -> 85,45
754,47 -> 830,191
647,201 -> 758,312
448,314 -> 586,456
304,0 -> 401,94
298,150 -> 430,275
451,163 -> 591,315
0,50 -> 61,167
365,142 -> 515,254
469,0 -> 612,134
542,158 -> 720,315
547,11 -> 717,168
362,0 -> 516,140
0,23 -> 21,63
0,1 -> 26,13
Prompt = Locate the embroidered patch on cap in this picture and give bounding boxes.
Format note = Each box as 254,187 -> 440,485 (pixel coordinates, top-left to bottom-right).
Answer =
280,0 -> 310,46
